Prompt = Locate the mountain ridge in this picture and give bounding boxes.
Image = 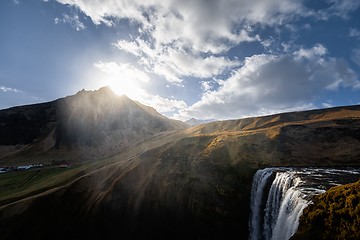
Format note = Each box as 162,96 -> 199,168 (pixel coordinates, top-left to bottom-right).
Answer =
1,89 -> 360,239
0,87 -> 188,166
185,118 -> 216,126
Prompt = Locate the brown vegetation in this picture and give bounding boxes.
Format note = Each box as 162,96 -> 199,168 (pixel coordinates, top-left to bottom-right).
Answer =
292,180 -> 360,240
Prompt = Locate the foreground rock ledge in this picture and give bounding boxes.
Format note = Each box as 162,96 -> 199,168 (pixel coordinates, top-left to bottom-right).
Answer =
292,180 -> 360,240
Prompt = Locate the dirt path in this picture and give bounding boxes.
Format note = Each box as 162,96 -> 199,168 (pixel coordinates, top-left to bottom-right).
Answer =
17,170 -> 41,188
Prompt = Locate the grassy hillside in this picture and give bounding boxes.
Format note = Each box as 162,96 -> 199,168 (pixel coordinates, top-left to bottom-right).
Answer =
0,130 -> 186,207
292,180 -> 360,240
0,103 -> 360,239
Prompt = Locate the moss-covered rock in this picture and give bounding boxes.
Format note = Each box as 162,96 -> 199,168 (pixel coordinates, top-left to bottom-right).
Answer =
292,180 -> 360,240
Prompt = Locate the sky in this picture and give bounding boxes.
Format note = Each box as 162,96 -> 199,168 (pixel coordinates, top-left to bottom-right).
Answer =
1,0 -> 360,121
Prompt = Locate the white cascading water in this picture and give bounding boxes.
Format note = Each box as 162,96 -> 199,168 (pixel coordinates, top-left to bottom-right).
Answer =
249,168 -> 360,240
249,169 -> 274,240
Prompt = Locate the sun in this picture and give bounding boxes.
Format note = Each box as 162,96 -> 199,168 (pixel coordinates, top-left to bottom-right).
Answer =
108,81 -> 125,95
93,61 -> 149,101
107,80 -> 143,100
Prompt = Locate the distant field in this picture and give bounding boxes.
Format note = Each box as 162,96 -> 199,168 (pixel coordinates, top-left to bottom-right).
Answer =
0,166 -> 85,206
0,130 -> 184,208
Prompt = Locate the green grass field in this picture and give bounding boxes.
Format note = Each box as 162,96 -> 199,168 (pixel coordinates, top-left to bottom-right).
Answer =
0,131 -> 185,208
0,165 -> 88,206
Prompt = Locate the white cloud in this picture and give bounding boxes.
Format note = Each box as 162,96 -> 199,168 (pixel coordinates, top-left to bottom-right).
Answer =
56,0 -> 360,86
54,13 -> 86,31
177,45 -> 360,120
139,94 -> 187,113
293,44 -> 327,60
350,28 -> 360,38
55,0 -> 308,84
0,86 -> 22,93
114,38 -> 239,84
55,0 -> 360,120
201,81 -> 213,92
352,48 -> 360,66
327,0 -> 360,18
322,102 -> 334,108
56,0 -> 153,27
304,23 -> 311,30
114,40 -> 142,57
56,0 -> 299,46
310,0 -> 360,20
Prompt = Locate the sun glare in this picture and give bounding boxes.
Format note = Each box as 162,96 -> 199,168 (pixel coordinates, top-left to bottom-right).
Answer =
92,60 -> 151,101
109,82 -> 125,95
107,80 -> 143,100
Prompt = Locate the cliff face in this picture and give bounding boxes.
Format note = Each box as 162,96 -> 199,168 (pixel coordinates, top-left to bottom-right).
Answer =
291,180 -> 360,240
1,94 -> 360,239
0,87 -> 188,165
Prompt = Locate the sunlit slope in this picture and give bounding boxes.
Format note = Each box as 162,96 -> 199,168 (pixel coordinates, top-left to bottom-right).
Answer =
0,87 -> 188,165
1,104 -> 360,239
184,105 -> 360,167
292,179 -> 360,240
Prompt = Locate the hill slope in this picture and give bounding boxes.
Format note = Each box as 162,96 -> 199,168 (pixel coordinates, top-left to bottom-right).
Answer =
292,180 -> 360,240
183,105 -> 360,168
0,87 -> 188,165
0,99 -> 360,239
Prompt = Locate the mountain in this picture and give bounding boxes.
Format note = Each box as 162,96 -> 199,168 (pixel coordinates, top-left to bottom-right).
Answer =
185,118 -> 216,126
0,96 -> 360,239
0,87 -> 188,166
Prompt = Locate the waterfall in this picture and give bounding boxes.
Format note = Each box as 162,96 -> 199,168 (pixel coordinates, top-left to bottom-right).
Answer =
249,169 -> 274,240
249,168 -> 360,240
